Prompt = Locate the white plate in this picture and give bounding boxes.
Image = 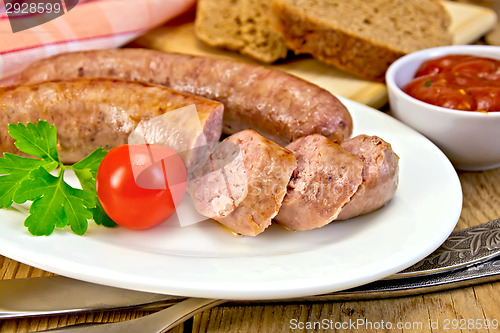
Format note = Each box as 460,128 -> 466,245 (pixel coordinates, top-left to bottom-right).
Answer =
0,98 -> 462,300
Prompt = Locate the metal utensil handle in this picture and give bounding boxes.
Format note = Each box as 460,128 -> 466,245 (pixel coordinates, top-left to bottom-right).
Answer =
39,298 -> 225,333
1,218 -> 499,319
392,217 -> 500,278
35,260 -> 500,332
284,257 -> 500,302
11,256 -> 499,324
0,276 -> 184,319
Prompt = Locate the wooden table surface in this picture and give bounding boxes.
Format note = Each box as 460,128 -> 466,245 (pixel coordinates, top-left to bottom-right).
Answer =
2,2 -> 500,332
1,168 -> 499,333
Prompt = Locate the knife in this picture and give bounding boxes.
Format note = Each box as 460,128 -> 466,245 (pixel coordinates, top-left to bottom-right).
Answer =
1,218 -> 499,319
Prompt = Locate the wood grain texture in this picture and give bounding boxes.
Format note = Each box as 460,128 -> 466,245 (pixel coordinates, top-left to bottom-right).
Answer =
188,168 -> 500,333
1,2 -> 499,329
1,168 -> 499,332
0,309 -> 184,333
458,169 -> 500,229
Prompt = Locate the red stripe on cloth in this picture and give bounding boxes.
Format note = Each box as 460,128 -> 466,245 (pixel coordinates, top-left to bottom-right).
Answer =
0,27 -> 147,55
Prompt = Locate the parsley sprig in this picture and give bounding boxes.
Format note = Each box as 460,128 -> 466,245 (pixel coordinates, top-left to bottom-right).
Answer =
0,121 -> 115,236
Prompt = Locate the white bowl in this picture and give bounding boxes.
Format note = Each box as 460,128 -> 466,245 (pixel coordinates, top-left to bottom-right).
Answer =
386,45 -> 500,171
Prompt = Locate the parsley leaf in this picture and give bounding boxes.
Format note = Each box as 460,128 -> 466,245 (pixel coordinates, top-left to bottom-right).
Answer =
69,148 -> 107,193
69,148 -> 116,228
8,122 -> 59,162
0,120 -> 114,236
0,153 -> 57,208
90,202 -> 116,228
14,167 -> 95,236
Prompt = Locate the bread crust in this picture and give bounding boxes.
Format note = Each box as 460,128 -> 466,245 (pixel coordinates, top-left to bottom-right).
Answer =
195,0 -> 288,63
272,0 -> 453,81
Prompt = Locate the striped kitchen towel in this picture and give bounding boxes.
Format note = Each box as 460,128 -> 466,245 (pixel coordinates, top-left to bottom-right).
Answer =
0,0 -> 196,83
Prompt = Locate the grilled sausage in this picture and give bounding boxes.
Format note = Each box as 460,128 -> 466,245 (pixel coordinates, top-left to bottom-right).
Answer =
189,129 -> 297,236
14,48 -> 353,146
274,135 -> 364,231
335,135 -> 399,220
0,78 -> 223,167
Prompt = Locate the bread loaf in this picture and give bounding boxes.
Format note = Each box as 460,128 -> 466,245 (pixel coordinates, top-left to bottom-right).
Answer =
271,0 -> 453,81
194,0 -> 289,63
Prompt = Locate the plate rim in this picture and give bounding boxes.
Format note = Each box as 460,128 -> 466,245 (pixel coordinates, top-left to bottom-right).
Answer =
0,97 -> 463,300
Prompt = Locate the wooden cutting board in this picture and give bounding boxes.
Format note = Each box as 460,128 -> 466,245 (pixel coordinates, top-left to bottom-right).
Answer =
132,1 -> 497,109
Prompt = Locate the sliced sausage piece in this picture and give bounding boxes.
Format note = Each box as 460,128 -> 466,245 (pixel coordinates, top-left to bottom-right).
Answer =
274,135 -> 363,231
14,48 -> 353,145
0,78 -> 223,168
189,129 -> 297,236
336,135 -> 399,220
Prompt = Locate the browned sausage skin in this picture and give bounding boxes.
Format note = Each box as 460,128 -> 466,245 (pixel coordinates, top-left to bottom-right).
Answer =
274,134 -> 399,230
336,135 -> 399,220
274,135 -> 364,231
189,130 -> 297,236
0,78 -> 223,167
14,48 -> 353,146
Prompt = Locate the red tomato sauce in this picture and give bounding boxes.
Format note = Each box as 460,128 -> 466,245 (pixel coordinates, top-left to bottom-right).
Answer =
403,55 -> 500,112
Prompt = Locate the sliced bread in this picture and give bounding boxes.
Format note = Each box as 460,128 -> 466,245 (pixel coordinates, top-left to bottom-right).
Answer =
271,0 -> 453,81
194,0 -> 289,63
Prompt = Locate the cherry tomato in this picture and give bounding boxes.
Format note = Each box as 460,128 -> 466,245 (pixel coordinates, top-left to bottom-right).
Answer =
96,144 -> 187,230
